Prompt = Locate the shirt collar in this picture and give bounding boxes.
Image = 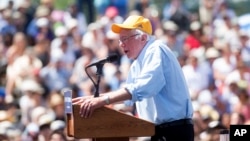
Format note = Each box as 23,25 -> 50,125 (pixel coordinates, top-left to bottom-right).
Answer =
136,36 -> 155,63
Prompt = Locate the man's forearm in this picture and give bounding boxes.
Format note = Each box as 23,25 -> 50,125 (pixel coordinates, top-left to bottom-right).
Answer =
100,88 -> 132,105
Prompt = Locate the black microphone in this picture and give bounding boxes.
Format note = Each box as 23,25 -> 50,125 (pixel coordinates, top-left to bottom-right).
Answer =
86,54 -> 119,68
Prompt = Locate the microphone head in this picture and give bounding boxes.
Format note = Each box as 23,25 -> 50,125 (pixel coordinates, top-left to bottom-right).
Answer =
106,54 -> 119,63
86,54 -> 119,68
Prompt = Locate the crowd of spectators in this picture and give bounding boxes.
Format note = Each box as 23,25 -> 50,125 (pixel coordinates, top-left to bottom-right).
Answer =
0,0 -> 250,140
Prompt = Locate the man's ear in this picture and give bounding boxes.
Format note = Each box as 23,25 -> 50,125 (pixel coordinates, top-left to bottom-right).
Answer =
141,34 -> 147,42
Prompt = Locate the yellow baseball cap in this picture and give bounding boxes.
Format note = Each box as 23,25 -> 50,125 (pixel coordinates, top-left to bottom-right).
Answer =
111,15 -> 152,35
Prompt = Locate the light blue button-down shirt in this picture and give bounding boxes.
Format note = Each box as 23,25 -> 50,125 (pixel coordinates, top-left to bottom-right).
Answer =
125,36 -> 193,125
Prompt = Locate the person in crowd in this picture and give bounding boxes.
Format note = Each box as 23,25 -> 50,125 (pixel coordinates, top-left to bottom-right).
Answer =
5,32 -> 29,103
49,130 -> 67,141
162,0 -> 190,32
47,92 -> 65,121
212,43 -> 236,95
214,1 -> 237,22
134,0 -> 151,16
81,22 -> 108,59
33,31 -> 51,67
198,0 -> 216,25
232,87 -> 250,122
183,21 -> 203,57
72,15 -> 194,141
224,60 -> 250,93
26,5 -> 51,42
230,112 -> 246,125
39,53 -> 72,93
161,20 -> 185,58
63,3 -> 87,35
69,46 -> 95,97
0,9 -> 17,36
238,31 -> 250,67
182,53 -> 210,100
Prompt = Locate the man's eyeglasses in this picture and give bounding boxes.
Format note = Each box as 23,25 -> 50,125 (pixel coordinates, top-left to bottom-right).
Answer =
119,34 -> 140,44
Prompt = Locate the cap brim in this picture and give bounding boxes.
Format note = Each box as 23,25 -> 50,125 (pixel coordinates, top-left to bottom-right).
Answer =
111,23 -> 136,34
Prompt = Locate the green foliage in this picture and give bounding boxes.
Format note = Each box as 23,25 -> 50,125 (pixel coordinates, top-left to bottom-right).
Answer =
153,0 -> 250,16
32,0 -> 75,10
228,0 -> 250,16
53,0 -> 75,10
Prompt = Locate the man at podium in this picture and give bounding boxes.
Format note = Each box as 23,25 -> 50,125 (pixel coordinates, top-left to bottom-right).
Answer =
72,15 -> 194,141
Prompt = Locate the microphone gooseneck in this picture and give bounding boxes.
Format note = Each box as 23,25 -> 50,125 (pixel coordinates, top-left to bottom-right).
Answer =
85,54 -> 119,97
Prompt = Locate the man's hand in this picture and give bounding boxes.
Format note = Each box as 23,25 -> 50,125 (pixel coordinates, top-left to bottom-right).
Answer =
72,95 -> 92,105
72,96 -> 106,118
71,88 -> 131,118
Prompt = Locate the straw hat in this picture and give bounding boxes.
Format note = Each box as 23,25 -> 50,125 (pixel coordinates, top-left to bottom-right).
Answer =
35,5 -> 50,17
190,21 -> 201,31
20,79 -> 44,94
50,120 -> 65,131
163,20 -> 178,31
205,47 -> 220,59
36,17 -> 49,27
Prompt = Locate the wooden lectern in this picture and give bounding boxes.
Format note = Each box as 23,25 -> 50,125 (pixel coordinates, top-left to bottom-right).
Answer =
64,90 -> 155,141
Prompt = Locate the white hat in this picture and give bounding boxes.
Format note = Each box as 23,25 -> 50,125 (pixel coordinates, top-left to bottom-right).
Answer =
199,105 -> 220,121
106,30 -> 119,39
197,90 -> 213,105
163,20 -> 178,31
0,121 -> 13,134
0,110 -> 8,121
12,11 -> 22,19
36,17 -> 49,27
192,101 -> 200,112
55,26 -> 68,37
239,30 -> 249,37
65,18 -> 78,30
26,123 -> 39,133
35,5 -> 50,17
50,120 -> 65,131
0,1 -> 8,10
20,79 -> 44,94
190,21 -> 201,31
49,93 -> 64,107
205,47 -> 220,59
87,22 -> 102,31
31,106 -> 47,123
38,113 -> 55,127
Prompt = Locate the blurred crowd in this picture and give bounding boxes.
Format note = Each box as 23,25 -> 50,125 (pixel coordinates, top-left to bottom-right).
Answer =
0,0 -> 250,141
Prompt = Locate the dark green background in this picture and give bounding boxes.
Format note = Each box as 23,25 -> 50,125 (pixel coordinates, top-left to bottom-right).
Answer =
33,0 -> 250,23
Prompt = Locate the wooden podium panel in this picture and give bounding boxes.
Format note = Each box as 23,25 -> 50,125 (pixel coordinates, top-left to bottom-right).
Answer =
67,105 -> 155,139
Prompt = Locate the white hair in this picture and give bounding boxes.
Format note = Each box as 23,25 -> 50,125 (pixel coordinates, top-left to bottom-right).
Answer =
133,29 -> 151,41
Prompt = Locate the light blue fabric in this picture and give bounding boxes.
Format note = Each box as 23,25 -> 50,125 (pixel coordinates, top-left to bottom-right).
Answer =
125,36 -> 193,125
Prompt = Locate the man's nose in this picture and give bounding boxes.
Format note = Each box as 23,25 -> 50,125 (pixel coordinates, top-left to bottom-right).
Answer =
119,42 -> 126,48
